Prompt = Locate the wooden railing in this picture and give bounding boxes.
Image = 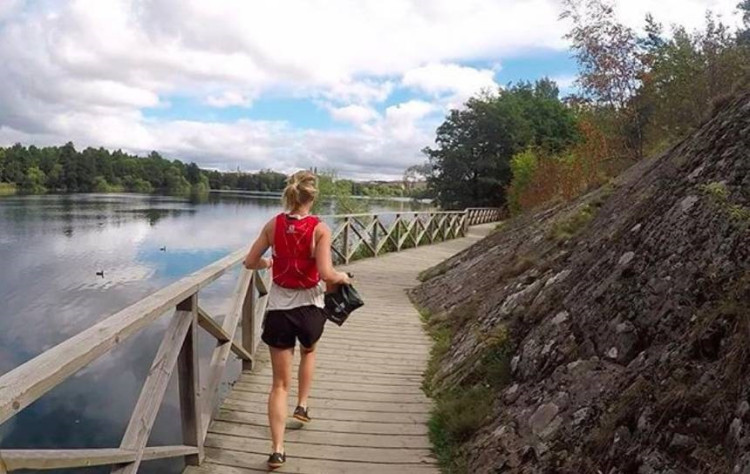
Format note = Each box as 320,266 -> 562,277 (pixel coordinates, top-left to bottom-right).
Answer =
466,207 -> 505,226
0,208 -> 501,473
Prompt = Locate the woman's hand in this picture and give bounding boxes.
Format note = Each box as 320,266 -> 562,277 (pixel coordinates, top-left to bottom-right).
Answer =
338,271 -> 351,285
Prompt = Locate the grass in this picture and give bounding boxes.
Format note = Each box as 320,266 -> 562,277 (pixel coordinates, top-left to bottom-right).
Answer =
700,181 -> 750,228
418,262 -> 451,282
547,204 -> 595,242
0,183 -> 17,196
429,385 -> 493,473
419,297 -> 512,473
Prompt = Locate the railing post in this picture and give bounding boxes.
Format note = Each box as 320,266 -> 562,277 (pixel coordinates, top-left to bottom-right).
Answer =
372,215 -> 379,256
241,271 -> 256,371
176,294 -> 203,465
463,210 -> 469,235
395,214 -> 402,251
343,217 -> 350,264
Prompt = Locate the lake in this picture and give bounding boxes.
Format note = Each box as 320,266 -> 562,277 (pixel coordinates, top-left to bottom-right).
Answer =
0,192 -> 429,473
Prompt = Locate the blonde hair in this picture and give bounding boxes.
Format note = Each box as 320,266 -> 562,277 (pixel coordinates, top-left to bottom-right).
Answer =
282,170 -> 318,211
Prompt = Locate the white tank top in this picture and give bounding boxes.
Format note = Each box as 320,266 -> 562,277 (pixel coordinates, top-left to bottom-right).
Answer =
267,281 -> 325,311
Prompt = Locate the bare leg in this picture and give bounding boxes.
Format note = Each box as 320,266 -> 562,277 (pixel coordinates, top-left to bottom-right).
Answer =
268,346 -> 293,453
297,344 -> 316,408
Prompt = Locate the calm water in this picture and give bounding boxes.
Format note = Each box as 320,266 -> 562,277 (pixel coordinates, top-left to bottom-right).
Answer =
0,193 -> 428,473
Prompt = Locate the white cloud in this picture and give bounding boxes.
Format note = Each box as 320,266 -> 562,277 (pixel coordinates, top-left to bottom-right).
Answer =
402,63 -> 499,99
0,0 -> 743,179
204,91 -> 254,108
328,104 -> 380,125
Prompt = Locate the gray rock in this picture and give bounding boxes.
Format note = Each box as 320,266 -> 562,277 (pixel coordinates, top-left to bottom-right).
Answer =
637,409 -> 651,432
504,384 -> 520,403
738,401 -> 750,419
631,223 -> 642,233
729,418 -> 743,445
607,347 -> 619,360
511,355 -> 520,374
572,407 -> 591,426
551,311 -> 569,325
679,195 -> 699,212
552,391 -> 570,411
545,270 -> 571,287
619,251 -> 635,266
669,433 -> 696,451
529,403 -> 559,435
539,415 -> 563,440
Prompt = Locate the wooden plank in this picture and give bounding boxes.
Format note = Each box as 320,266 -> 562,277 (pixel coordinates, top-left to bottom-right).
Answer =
200,268 -> 253,441
0,248 -> 246,425
0,449 -> 134,471
208,420 -> 432,449
231,382 -> 429,403
213,409 -> 429,436
240,273 -> 256,372
113,309 -> 194,474
204,433 -> 436,465
197,306 -> 229,343
225,391 -> 430,414
142,445 -> 200,461
238,375 -> 425,395
0,446 -> 199,471
244,369 -> 423,387
197,306 -> 253,362
193,448 -> 440,473
177,296 -> 203,466
220,399 -> 429,424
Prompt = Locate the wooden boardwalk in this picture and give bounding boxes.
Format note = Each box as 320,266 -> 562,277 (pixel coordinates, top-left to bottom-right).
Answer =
185,224 -> 494,474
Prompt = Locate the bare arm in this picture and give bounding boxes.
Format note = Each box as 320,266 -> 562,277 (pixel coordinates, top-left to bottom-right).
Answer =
243,220 -> 273,270
314,223 -> 350,285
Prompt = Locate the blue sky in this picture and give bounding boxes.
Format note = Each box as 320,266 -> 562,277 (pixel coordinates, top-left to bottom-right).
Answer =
0,0 -> 742,179
143,50 -> 578,129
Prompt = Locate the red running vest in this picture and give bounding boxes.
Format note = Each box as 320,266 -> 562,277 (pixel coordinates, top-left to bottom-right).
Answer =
272,213 -> 321,289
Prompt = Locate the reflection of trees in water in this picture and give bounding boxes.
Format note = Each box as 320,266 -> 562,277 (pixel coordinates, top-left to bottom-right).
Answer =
114,208 -> 197,226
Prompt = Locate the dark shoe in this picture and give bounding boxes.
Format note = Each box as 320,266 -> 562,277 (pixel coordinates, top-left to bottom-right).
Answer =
293,405 -> 311,423
267,452 -> 286,468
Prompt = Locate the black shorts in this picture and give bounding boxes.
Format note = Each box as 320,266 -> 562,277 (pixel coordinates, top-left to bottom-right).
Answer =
261,305 -> 327,349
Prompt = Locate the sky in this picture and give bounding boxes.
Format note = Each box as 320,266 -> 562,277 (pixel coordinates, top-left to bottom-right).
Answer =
0,0 -> 743,180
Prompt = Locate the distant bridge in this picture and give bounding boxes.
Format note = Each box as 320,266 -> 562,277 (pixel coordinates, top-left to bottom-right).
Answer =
0,208 -> 502,473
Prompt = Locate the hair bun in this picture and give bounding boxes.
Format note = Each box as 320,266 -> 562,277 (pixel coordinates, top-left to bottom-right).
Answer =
282,170 -> 318,211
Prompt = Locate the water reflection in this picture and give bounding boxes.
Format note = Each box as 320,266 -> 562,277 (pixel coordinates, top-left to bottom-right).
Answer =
0,192 -> 429,473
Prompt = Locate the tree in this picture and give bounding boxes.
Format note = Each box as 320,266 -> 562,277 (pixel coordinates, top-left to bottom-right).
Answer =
20,166 -> 47,194
424,81 -> 579,209
739,0 -> 750,45
562,0 -> 646,158
562,0 -> 642,109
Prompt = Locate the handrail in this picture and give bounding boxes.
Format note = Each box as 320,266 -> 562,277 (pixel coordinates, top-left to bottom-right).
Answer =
0,207 -> 502,473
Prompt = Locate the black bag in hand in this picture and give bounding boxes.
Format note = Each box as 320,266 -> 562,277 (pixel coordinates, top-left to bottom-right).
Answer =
324,284 -> 364,326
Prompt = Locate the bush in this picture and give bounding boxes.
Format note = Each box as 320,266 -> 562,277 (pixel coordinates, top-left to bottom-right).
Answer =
506,118 -> 609,215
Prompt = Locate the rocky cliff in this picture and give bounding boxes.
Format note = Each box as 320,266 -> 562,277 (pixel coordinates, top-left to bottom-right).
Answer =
411,92 -> 750,473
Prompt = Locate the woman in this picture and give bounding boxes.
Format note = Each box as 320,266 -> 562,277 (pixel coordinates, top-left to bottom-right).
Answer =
242,170 -> 350,468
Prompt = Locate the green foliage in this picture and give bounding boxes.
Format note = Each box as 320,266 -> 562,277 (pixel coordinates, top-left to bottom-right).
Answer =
701,181 -> 750,227
0,143 -> 297,196
562,0 -> 750,161
548,204 -> 596,242
424,80 -> 579,210
507,149 -> 539,215
315,171 -> 369,215
0,182 -> 17,196
429,385 -> 492,473
19,166 -> 46,194
701,181 -> 730,201
204,168 -> 287,192
419,300 -> 508,472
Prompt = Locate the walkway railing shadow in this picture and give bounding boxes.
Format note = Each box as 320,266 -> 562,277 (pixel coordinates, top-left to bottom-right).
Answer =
0,207 -> 502,473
